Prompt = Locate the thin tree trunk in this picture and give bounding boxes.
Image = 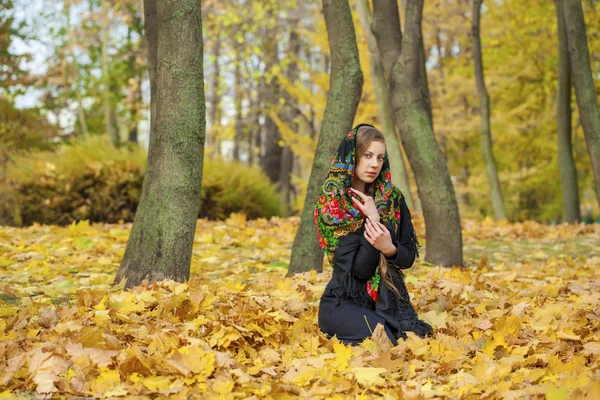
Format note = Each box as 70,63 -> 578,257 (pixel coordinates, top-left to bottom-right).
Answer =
233,45 -> 243,162
472,0 -> 507,220
356,0 -> 415,210
279,29 -> 301,216
115,0 -> 206,288
75,79 -> 88,137
287,0 -> 363,275
65,2 -> 88,137
562,0 -> 600,205
555,0 -> 581,223
209,34 -> 222,157
144,0 -> 157,144
372,0 -> 463,267
260,17 -> 283,184
101,1 -> 118,147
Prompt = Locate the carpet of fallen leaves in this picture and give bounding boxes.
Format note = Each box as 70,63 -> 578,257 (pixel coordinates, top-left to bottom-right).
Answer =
0,214 -> 599,399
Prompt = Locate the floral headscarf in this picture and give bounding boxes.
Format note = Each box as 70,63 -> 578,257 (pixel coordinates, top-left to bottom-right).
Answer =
314,123 -> 406,301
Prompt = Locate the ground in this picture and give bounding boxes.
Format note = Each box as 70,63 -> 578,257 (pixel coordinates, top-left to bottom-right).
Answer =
0,214 -> 599,399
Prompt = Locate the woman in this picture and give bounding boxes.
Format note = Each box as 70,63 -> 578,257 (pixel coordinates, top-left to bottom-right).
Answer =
315,123 -> 432,346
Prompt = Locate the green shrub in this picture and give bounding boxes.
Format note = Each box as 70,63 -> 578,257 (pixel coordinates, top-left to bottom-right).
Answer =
0,137 -> 280,226
200,158 -> 280,220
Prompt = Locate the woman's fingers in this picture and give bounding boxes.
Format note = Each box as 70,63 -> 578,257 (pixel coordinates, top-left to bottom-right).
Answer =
351,197 -> 364,211
349,187 -> 366,199
364,226 -> 374,243
366,219 -> 382,239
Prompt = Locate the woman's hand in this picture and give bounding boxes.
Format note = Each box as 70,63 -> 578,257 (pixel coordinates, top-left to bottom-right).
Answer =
364,218 -> 397,257
350,188 -> 380,223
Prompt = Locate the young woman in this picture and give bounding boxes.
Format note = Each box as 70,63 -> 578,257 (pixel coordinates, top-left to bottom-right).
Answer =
315,123 -> 432,346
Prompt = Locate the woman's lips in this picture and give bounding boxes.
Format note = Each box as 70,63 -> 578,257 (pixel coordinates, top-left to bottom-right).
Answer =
367,172 -> 377,177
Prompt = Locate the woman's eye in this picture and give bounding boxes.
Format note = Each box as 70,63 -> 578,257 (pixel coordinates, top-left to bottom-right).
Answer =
364,154 -> 371,158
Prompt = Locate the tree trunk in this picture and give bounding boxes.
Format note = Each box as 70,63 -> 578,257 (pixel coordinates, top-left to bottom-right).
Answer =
209,34 -> 222,157
101,1 -> 119,147
279,30 -> 301,217
115,0 -> 205,288
356,0 -> 415,210
472,0 -> 507,220
260,19 -> 283,184
555,0 -> 581,223
287,0 -> 363,275
144,0 -> 157,145
562,0 -> 600,205
372,0 -> 463,267
233,45 -> 243,162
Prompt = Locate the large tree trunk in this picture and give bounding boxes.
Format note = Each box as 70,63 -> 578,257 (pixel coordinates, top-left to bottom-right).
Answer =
356,0 -> 415,210
101,1 -> 119,147
563,0 -> 600,205
115,0 -> 205,288
555,0 -> 581,223
287,0 -> 363,275
372,0 -> 463,267
472,0 -> 507,221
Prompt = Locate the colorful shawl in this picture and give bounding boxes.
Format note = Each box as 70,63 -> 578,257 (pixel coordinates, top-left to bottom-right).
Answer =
314,123 -> 405,301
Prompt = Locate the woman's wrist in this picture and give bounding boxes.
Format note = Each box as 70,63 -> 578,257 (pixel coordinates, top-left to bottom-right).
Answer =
382,243 -> 397,258
368,215 -> 380,223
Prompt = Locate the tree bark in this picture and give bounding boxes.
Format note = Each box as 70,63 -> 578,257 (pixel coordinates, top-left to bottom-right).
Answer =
287,0 -> 363,275
115,0 -> 205,288
472,0 -> 507,220
554,0 -> 581,223
372,0 -> 463,267
356,0 -> 415,210
562,0 -> 600,205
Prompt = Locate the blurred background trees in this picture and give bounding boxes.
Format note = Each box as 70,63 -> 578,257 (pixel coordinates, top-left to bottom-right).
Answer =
1,0 -> 599,227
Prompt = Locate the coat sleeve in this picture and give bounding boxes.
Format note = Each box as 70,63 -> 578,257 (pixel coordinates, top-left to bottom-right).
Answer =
333,227 -> 380,281
384,196 -> 419,269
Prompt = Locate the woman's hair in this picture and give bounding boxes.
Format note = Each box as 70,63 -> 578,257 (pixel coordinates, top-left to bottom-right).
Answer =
356,125 -> 402,299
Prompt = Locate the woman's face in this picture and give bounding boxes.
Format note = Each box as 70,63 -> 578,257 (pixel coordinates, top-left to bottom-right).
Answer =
355,140 -> 386,184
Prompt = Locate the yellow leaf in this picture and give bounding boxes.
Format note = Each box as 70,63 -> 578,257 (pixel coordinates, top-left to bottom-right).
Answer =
168,346 -> 215,379
142,375 -> 172,391
421,310 -> 448,328
351,367 -> 387,386
90,368 -> 121,394
545,386 -> 569,400
332,342 -> 352,371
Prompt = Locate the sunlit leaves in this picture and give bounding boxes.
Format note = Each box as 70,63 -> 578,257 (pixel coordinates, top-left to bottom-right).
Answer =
0,216 -> 598,397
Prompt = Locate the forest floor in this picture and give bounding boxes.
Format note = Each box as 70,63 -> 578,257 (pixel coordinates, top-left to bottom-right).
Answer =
0,215 -> 599,399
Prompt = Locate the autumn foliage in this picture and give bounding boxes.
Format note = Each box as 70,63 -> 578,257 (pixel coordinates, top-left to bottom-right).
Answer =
0,215 -> 598,398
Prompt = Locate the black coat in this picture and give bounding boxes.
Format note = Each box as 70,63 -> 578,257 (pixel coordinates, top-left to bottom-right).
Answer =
318,196 -> 432,345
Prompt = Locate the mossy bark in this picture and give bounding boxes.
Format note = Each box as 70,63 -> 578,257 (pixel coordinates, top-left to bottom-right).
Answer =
563,0 -> 600,205
287,0 -> 363,275
372,0 -> 463,267
115,0 -> 205,288
555,0 -> 581,223
472,0 -> 507,221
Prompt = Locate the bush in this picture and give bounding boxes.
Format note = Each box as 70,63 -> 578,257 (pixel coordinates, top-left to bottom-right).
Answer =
0,137 -> 280,226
